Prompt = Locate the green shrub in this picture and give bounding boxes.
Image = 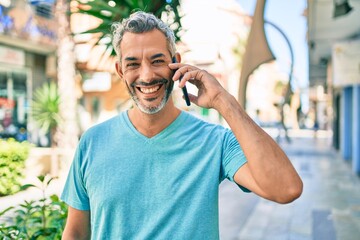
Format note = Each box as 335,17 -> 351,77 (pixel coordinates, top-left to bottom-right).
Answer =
0,175 -> 68,239
0,139 -> 31,196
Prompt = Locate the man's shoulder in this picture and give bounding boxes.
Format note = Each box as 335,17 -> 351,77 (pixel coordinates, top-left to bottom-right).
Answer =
80,112 -> 125,140
182,110 -> 227,134
184,111 -> 222,126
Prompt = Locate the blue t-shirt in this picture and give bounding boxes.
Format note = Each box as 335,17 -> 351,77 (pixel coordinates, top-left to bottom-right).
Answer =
61,111 -> 247,239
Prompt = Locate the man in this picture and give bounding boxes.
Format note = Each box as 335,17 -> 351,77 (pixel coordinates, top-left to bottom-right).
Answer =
61,11 -> 302,239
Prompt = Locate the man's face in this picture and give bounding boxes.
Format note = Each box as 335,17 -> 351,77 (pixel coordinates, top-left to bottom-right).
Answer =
117,29 -> 174,114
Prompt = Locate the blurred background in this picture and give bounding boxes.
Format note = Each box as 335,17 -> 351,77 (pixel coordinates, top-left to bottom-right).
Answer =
0,0 -> 359,239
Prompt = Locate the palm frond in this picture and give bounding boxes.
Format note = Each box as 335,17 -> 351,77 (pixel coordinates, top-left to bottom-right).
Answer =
31,82 -> 62,135
72,0 -> 183,62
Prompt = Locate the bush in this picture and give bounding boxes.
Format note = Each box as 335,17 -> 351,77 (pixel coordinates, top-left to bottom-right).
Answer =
0,176 -> 68,239
0,139 -> 31,196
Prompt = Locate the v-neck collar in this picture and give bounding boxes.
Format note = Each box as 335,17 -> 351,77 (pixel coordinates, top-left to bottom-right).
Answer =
121,110 -> 186,143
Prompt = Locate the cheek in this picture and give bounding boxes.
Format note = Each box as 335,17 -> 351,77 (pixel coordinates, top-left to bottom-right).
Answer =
159,68 -> 173,80
123,71 -> 137,84
121,76 -> 135,91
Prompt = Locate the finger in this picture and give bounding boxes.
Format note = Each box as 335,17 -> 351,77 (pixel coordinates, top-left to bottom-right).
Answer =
170,65 -> 199,82
168,63 -> 183,81
168,63 -> 182,70
179,69 -> 202,88
180,77 -> 202,90
188,77 -> 203,88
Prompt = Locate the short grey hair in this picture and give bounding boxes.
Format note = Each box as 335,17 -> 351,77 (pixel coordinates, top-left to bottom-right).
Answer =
112,11 -> 176,61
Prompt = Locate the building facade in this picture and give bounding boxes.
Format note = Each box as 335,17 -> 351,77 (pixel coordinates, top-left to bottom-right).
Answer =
0,0 -> 57,145
307,0 -> 360,174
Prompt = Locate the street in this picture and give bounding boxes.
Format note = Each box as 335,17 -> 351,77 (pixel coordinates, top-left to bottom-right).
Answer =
219,136 -> 360,240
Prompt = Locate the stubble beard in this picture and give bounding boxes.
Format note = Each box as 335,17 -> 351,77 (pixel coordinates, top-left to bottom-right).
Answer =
126,78 -> 174,114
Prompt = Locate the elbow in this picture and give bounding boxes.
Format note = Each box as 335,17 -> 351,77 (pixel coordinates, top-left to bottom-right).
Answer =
62,228 -> 91,240
62,233 -> 91,240
276,179 -> 303,204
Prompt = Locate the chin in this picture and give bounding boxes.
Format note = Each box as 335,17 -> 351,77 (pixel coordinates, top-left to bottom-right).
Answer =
136,99 -> 167,115
131,85 -> 173,114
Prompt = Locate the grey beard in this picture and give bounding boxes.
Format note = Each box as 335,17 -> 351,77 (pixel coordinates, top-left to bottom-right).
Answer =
126,78 -> 174,114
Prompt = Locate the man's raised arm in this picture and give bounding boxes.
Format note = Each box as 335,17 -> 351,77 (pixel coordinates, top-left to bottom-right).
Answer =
169,62 -> 303,203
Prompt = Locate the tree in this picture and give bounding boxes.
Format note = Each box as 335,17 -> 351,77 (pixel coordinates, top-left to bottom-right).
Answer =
232,35 -> 248,71
55,0 -> 79,150
31,82 -> 61,147
72,0 -> 183,63
32,82 -> 62,175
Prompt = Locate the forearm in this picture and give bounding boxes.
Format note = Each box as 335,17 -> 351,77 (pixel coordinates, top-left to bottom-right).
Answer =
62,207 -> 91,240
214,93 -> 302,202
62,231 -> 90,240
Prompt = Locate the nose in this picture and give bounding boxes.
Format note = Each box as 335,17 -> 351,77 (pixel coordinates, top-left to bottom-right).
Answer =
138,63 -> 155,83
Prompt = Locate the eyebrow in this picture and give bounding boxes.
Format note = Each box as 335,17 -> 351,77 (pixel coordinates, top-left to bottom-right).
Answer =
150,53 -> 165,60
124,57 -> 137,62
124,53 -> 165,62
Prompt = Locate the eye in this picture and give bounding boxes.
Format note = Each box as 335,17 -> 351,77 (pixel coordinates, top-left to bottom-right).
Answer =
126,62 -> 139,69
152,59 -> 165,65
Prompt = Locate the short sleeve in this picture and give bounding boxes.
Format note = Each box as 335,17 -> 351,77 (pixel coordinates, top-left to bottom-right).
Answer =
60,143 -> 90,210
220,129 -> 250,192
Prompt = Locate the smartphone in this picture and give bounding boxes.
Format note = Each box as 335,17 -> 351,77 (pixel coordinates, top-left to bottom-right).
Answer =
172,57 -> 191,106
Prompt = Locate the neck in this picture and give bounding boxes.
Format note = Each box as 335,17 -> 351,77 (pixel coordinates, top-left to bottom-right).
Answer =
128,99 -> 181,138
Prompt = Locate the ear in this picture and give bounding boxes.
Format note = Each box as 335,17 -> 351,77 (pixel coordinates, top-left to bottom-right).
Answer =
115,61 -> 124,80
174,52 -> 181,63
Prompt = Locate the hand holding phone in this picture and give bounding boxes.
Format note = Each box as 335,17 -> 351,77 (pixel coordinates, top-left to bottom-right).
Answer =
172,57 -> 191,106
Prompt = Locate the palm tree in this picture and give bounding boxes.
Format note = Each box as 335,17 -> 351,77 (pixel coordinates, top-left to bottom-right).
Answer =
32,82 -> 61,148
32,82 -> 62,176
55,0 -> 79,150
72,0 -> 183,65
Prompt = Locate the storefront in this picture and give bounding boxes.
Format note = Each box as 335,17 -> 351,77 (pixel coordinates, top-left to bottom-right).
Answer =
0,0 -> 57,145
332,39 -> 360,174
0,47 -> 30,140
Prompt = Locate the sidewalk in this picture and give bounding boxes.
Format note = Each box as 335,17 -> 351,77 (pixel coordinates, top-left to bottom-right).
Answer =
219,135 -> 360,240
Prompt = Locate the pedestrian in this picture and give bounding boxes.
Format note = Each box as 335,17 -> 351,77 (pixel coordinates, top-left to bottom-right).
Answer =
61,11 -> 303,239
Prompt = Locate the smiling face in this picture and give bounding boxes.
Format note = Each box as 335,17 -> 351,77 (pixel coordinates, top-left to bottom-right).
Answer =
116,29 -> 175,115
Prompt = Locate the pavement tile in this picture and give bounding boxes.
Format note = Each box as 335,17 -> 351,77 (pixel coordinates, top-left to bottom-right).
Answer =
288,232 -> 312,240
312,210 -> 336,240
219,136 -> 360,240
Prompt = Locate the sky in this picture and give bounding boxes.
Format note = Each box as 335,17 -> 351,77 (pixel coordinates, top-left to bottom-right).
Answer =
236,0 -> 309,90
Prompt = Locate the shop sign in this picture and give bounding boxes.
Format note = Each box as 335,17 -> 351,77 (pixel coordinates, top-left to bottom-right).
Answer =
0,45 -> 24,66
0,97 -> 15,108
333,39 -> 360,87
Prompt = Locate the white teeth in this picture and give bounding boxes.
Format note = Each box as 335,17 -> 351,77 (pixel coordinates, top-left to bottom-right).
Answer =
140,85 -> 161,94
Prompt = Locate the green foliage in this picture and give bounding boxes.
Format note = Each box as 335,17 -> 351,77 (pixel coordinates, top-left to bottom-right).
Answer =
0,176 -> 68,239
232,35 -> 248,69
0,139 -> 31,196
73,0 -> 183,56
274,80 -> 287,96
32,82 -> 61,135
31,82 -> 61,146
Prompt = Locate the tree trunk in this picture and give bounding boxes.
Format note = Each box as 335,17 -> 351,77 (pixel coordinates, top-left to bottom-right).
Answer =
55,0 -> 79,150
50,127 -> 59,176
